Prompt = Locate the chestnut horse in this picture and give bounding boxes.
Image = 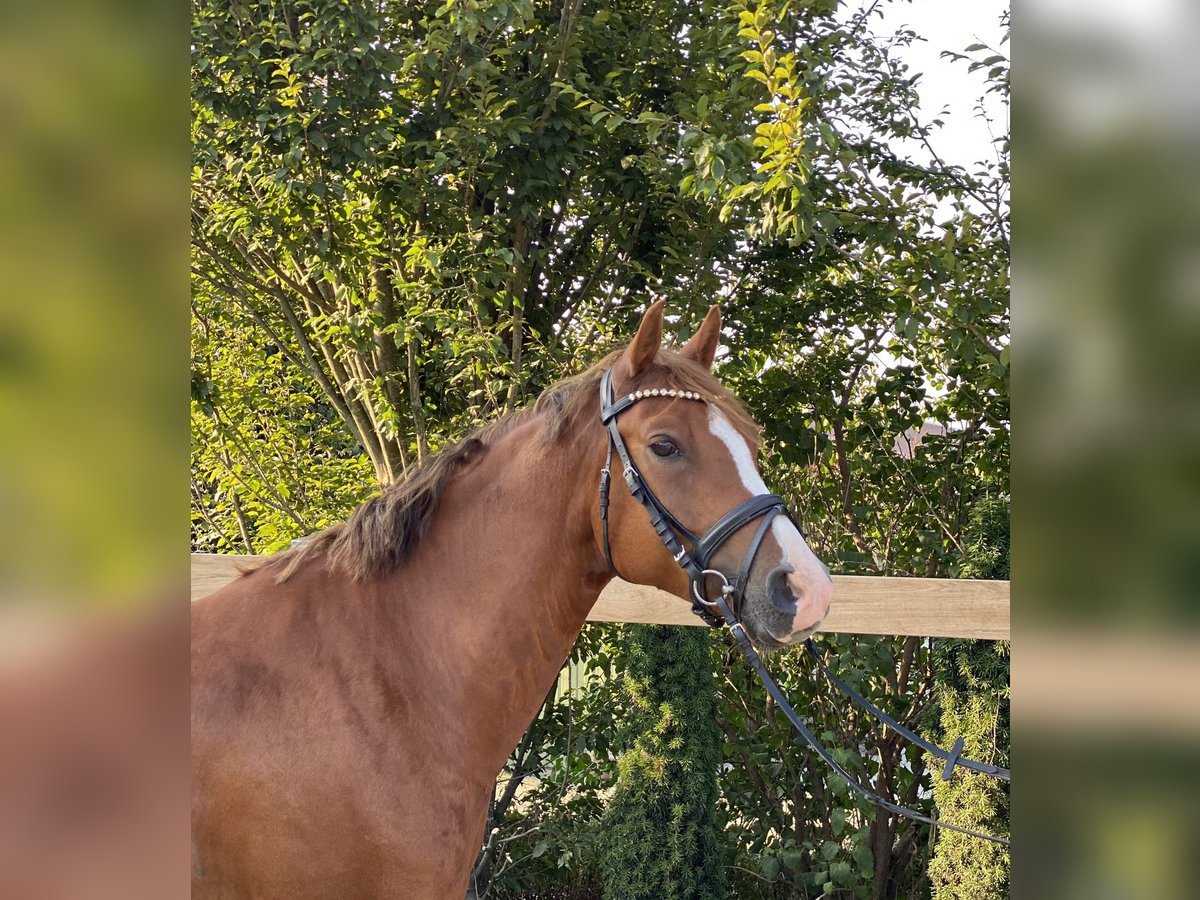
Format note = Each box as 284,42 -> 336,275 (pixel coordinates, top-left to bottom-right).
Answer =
192,302 -> 833,899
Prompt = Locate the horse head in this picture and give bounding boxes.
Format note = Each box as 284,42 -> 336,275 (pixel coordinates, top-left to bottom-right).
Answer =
597,300 -> 833,649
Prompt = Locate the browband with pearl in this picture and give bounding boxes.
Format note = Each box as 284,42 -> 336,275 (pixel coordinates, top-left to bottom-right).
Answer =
631,388 -> 703,400
599,387 -> 706,425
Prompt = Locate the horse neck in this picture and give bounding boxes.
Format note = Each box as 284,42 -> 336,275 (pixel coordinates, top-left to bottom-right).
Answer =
385,414 -> 610,776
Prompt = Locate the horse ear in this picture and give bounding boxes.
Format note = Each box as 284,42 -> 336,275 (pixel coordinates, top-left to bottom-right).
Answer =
621,299 -> 666,380
679,304 -> 721,369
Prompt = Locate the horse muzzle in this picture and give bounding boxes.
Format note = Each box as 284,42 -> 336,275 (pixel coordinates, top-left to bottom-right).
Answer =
761,563 -> 833,644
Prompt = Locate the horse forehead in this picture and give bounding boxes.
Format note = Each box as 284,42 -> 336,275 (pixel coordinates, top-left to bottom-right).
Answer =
632,395 -> 710,431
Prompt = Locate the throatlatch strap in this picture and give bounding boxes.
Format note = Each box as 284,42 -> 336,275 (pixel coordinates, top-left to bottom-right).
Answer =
598,439 -> 629,582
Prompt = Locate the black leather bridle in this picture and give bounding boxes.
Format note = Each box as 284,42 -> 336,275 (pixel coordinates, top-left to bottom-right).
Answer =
597,366 -> 1011,846
598,368 -> 791,627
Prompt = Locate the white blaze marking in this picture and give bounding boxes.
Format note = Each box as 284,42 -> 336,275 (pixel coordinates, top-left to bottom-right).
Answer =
707,407 -> 829,587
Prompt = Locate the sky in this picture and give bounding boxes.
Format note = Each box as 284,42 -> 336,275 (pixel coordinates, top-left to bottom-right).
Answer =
869,0 -> 1009,173
835,1 -> 1010,395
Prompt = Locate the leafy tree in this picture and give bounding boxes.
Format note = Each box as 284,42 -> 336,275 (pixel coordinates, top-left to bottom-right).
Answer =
191,1 -> 1010,897
191,0 -> 780,493
927,497 -> 1010,899
691,13 -> 1009,899
599,626 -> 725,900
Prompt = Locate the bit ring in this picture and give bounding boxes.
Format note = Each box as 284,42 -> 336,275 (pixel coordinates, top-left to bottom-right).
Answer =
692,569 -> 733,607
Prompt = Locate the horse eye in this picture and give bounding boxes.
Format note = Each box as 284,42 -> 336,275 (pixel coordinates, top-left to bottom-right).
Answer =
650,439 -> 679,458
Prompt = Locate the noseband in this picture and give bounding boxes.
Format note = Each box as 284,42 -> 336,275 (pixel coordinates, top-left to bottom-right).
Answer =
597,368 -> 790,627
596,366 -> 1010,846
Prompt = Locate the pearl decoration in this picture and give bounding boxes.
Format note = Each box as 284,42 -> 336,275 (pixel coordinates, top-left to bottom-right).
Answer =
624,388 -> 705,404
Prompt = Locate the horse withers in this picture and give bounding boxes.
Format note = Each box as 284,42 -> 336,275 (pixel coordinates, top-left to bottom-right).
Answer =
191,301 -> 833,899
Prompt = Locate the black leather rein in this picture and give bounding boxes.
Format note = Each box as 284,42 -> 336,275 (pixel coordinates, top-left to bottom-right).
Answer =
597,367 -> 1010,847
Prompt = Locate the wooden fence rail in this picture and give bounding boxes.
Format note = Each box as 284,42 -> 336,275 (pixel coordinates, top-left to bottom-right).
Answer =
192,553 -> 1009,640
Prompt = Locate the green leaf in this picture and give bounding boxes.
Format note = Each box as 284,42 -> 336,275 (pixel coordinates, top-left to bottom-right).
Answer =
830,860 -> 853,884
831,808 -> 847,835
852,843 -> 874,876
760,855 -> 780,880
781,846 -> 805,871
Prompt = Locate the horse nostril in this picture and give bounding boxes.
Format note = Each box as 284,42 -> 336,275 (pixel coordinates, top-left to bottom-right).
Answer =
766,564 -> 797,615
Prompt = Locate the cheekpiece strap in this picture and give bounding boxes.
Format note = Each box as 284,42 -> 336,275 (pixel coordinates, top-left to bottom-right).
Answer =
598,368 -> 708,586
